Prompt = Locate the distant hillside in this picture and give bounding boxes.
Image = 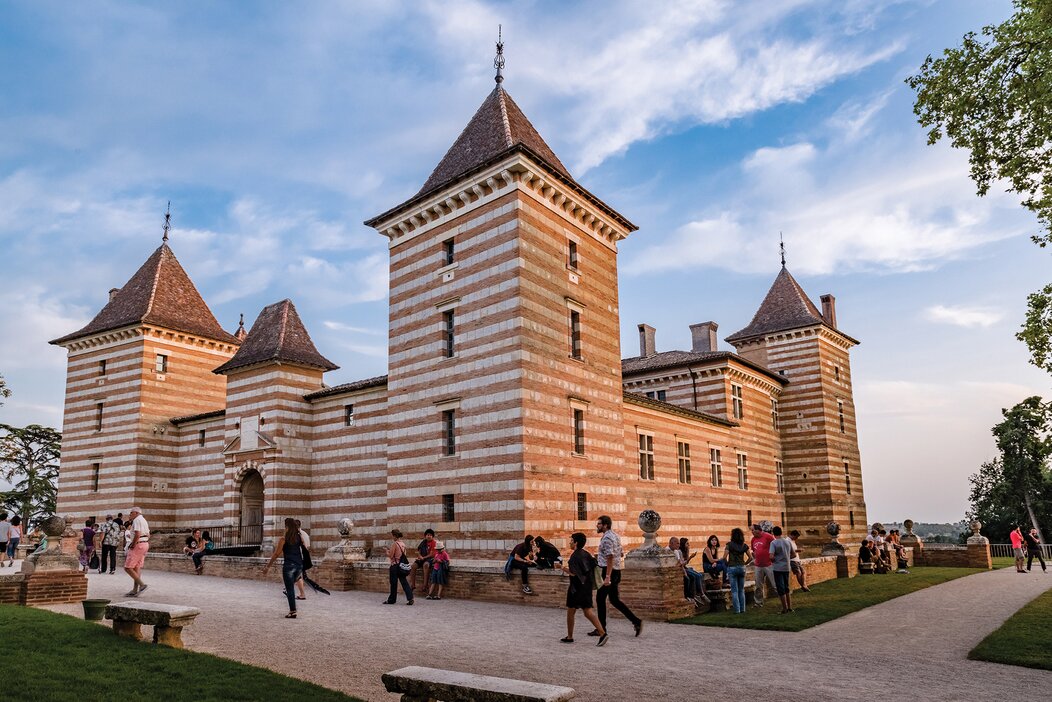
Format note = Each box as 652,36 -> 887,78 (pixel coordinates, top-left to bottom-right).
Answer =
881,520 -> 969,544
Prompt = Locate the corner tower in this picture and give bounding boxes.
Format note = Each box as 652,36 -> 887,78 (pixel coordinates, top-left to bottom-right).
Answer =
365,47 -> 637,557
726,265 -> 868,550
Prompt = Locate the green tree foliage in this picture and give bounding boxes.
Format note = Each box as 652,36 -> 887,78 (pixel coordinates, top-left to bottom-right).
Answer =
967,459 -> 1037,541
0,372 -> 9,406
0,424 -> 60,527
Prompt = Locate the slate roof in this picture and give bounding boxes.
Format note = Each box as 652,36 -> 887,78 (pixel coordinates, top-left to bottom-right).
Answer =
50,244 -> 240,346
725,266 -> 829,343
623,392 -> 737,427
213,299 -> 338,375
622,350 -> 787,385
170,409 -> 226,426
303,374 -> 389,401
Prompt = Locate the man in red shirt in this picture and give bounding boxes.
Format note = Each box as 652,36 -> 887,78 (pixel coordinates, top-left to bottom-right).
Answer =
750,524 -> 776,607
1010,526 -> 1026,573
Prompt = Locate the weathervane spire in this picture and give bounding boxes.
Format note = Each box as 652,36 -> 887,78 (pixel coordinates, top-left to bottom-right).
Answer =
494,25 -> 505,85
162,201 -> 171,244
779,231 -> 786,267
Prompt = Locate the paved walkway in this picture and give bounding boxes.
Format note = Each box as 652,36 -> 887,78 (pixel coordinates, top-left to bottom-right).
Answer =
45,565 -> 1052,701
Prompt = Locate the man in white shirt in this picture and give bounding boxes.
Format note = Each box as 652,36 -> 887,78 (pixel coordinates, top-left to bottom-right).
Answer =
0,513 -> 10,562
589,515 -> 643,639
123,506 -> 150,597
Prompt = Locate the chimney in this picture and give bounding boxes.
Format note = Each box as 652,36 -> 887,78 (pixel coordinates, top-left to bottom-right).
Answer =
689,321 -> 719,353
108,287 -> 120,302
638,324 -> 656,358
820,294 -> 837,329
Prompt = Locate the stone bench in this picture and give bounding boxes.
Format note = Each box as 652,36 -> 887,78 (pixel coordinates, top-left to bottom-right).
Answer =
104,601 -> 201,648
704,580 -> 755,611
382,666 -> 575,702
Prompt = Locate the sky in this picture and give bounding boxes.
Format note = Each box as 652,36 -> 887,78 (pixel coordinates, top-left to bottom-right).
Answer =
0,0 -> 1046,523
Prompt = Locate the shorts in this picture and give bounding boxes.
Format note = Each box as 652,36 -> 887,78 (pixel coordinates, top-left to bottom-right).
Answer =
774,570 -> 791,596
0,542 -> 6,557
790,560 -> 803,574
125,542 -> 149,569
6,539 -> 19,558
1014,547 -> 1025,558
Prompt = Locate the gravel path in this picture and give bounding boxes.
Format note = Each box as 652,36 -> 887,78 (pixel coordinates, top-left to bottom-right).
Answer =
44,565 -> 1052,701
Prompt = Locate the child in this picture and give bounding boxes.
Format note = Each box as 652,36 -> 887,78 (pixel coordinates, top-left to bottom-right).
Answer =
426,541 -> 451,600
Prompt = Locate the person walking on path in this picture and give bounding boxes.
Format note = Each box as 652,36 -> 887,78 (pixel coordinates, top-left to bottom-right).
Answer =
0,512 -> 10,568
723,528 -> 752,614
383,529 -> 414,605
3,516 -> 21,568
99,515 -> 121,574
590,515 -> 643,638
426,541 -> 450,600
79,518 -> 96,573
769,526 -> 794,614
123,507 -> 150,597
561,532 -> 608,646
788,530 -> 810,591
262,518 -> 305,619
1010,526 -> 1027,573
1024,528 -> 1047,573
291,520 -> 311,599
750,523 -> 776,607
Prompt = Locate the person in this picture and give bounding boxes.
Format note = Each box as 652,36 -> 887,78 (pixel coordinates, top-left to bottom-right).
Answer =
858,539 -> 876,571
0,512 -> 10,568
262,517 -> 305,619
673,537 -> 708,607
534,536 -> 562,570
291,520 -> 312,600
788,530 -> 810,591
887,529 -> 910,573
409,529 -> 437,593
426,541 -> 450,600
99,515 -> 122,574
191,530 -> 213,574
79,518 -> 96,573
114,513 -> 124,528
701,534 -> 727,586
591,515 -> 643,638
750,523 -> 776,608
1010,525 -> 1026,573
383,528 -> 414,605
723,528 -> 752,614
509,535 -> 537,595
183,528 -> 202,558
561,532 -> 608,646
669,536 -> 699,605
123,506 -> 150,597
769,526 -> 794,614
3,516 -> 22,568
1024,527 -> 1046,573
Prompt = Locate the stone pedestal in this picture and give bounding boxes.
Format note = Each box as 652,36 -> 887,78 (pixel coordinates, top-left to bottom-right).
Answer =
113,620 -> 144,641
153,625 -> 186,648
966,537 -> 992,569
623,548 -> 697,621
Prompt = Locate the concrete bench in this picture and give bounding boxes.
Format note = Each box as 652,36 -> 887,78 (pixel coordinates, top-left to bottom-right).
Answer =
105,601 -> 200,648
382,666 -> 575,702
704,580 -> 756,611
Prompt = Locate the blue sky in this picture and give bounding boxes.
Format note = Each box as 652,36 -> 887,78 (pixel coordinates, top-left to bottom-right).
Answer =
1,0 -> 1046,523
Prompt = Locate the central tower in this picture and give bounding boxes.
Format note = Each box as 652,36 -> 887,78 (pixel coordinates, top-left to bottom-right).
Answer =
365,45 -> 637,557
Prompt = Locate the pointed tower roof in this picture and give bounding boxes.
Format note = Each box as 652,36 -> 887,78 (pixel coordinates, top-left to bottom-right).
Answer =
725,267 -> 830,343
213,299 -> 338,375
50,243 -> 240,346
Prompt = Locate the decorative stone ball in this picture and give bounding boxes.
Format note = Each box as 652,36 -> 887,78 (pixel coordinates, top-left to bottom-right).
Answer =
41,514 -> 66,538
826,521 -> 841,538
970,519 -> 982,535
337,518 -> 353,537
903,519 -> 914,534
871,522 -> 884,533
638,510 -> 661,534
759,519 -> 773,533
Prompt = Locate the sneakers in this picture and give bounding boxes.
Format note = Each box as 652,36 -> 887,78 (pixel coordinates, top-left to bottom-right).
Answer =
522,585 -> 534,595
124,590 -> 138,597
138,584 -> 148,595
406,599 -> 415,605
586,629 -> 601,637
597,633 -> 609,647
633,621 -> 644,637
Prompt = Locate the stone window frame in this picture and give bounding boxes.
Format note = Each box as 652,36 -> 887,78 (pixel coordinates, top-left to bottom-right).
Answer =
736,451 -> 748,490
709,447 -> 723,487
155,353 -> 168,374
731,383 -> 744,419
775,459 -> 784,494
677,440 -> 691,484
637,430 -> 655,481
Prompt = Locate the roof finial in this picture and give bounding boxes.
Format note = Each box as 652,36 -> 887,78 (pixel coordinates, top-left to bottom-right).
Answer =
494,25 -> 505,85
235,313 -> 247,341
162,201 -> 171,244
779,231 -> 786,267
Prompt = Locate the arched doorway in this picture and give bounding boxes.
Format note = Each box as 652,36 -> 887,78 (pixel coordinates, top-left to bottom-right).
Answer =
239,470 -> 264,546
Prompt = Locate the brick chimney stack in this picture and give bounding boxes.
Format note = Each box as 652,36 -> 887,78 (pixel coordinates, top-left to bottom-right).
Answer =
109,287 -> 120,302
820,294 -> 837,329
689,321 -> 719,353
638,324 -> 656,358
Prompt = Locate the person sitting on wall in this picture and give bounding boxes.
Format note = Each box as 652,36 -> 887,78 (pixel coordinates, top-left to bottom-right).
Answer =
858,539 -> 876,572
788,530 -> 811,591
409,529 -> 437,593
534,536 -> 563,570
508,535 -> 538,595
184,528 -> 202,559
191,530 -> 213,574
701,534 -> 727,587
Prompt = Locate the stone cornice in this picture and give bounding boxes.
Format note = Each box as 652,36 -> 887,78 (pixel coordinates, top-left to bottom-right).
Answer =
624,363 -> 784,396
731,324 -> 859,352
58,324 -> 240,355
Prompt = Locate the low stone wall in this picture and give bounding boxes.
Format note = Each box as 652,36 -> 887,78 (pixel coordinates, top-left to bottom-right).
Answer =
794,556 -> 839,589
0,570 -> 88,606
914,543 -> 991,569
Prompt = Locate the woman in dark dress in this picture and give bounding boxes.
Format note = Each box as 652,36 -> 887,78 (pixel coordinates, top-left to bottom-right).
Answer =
560,532 -> 607,646
263,517 -> 304,619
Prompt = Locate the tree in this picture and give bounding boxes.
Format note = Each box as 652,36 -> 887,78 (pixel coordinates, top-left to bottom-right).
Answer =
992,397 -> 1052,540
0,372 -> 9,406
967,458 -> 1028,541
0,424 -> 60,528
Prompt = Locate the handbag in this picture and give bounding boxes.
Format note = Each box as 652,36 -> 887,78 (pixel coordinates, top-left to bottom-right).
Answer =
89,553 -> 100,570
397,545 -> 412,573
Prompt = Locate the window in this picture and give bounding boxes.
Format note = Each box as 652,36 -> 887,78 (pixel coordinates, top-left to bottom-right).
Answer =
569,310 -> 582,359
568,240 -> 579,269
442,310 -> 455,357
736,452 -> 748,490
442,494 -> 455,522
710,448 -> 723,487
98,359 -> 107,376
677,441 -> 691,484
442,409 -> 456,456
345,404 -> 355,427
91,462 -> 100,492
576,492 -> 587,521
645,390 -> 667,402
834,365 -> 841,381
776,460 -> 784,494
747,510 -> 753,528
573,409 -> 585,454
844,459 -> 852,495
155,353 -> 168,373
198,429 -> 206,447
849,510 -> 855,528
638,433 -> 655,480
838,400 -> 845,433
95,403 -> 104,431
780,511 -> 786,528
731,384 -> 744,419
443,238 -> 455,266
771,398 -> 779,430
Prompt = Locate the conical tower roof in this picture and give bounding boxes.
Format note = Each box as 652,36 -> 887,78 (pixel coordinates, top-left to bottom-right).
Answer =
213,299 -> 338,375
51,243 -> 239,346
725,267 -> 828,343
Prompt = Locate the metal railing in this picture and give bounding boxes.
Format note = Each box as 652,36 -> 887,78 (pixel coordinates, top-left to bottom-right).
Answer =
205,524 -> 263,550
990,543 -> 1052,559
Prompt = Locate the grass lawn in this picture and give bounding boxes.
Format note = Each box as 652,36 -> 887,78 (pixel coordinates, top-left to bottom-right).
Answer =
0,605 -> 364,702
992,556 -> 1014,570
969,587 -> 1052,670
675,567 -> 985,632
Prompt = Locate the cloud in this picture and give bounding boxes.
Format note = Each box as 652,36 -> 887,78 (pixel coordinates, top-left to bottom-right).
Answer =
323,321 -> 384,335
924,304 -> 1005,328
